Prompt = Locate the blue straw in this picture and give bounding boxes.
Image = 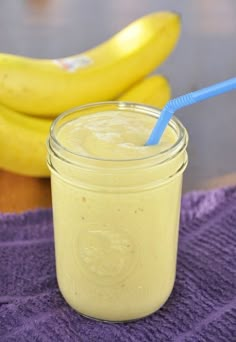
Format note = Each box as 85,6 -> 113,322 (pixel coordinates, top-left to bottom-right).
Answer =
146,77 -> 236,145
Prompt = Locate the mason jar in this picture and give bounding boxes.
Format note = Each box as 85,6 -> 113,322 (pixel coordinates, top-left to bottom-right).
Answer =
47,102 -> 188,322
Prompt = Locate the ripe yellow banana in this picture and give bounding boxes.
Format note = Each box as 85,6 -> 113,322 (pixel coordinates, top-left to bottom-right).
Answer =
118,74 -> 171,108
0,74 -> 170,177
0,104 -> 51,177
0,11 -> 180,116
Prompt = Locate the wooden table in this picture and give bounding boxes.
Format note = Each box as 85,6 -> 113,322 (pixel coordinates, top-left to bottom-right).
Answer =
0,170 -> 51,212
0,0 -> 236,212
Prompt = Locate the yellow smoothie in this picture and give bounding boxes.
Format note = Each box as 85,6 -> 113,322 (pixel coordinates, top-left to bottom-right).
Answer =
47,103 -> 188,322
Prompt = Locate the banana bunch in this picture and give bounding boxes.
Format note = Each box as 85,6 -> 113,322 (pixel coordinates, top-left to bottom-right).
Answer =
0,11 -> 181,177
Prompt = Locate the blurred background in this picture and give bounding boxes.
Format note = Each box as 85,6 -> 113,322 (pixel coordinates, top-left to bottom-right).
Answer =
0,0 -> 236,201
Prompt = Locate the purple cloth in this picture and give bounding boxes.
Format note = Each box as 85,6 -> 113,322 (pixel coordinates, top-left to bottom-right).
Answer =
0,187 -> 236,342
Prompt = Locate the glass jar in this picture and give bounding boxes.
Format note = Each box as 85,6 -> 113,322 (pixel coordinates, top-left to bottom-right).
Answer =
47,102 -> 188,322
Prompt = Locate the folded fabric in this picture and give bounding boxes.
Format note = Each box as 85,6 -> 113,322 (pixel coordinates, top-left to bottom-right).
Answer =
0,187 -> 236,342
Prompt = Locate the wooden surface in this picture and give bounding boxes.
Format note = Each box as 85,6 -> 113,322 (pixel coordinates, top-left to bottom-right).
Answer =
0,170 -> 51,212
0,0 -> 236,212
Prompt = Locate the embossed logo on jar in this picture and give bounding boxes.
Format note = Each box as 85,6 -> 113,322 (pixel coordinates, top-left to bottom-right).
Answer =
75,229 -> 137,284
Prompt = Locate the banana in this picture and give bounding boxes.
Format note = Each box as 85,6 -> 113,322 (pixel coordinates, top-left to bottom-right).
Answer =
118,74 -> 171,108
0,11 -> 180,116
0,74 -> 170,177
0,104 -> 52,177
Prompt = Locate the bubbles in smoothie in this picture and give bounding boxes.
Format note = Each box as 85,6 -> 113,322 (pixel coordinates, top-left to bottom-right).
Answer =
57,111 -> 177,160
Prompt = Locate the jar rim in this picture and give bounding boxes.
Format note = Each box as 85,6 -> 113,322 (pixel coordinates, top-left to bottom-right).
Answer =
48,101 -> 188,166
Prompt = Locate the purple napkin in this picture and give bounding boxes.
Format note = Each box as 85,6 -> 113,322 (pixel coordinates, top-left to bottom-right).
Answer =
0,187 -> 236,342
